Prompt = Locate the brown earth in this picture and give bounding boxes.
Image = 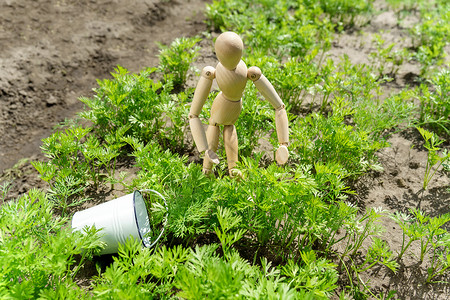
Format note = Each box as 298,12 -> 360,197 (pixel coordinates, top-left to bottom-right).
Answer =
0,0 -> 208,173
0,0 -> 449,299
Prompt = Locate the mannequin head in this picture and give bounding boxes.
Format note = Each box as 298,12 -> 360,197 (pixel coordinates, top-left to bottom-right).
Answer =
214,32 -> 244,70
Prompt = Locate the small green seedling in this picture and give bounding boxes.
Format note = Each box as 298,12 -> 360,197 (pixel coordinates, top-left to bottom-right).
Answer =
416,127 -> 450,191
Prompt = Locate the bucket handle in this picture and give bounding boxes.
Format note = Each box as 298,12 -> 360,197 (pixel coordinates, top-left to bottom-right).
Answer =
140,189 -> 168,249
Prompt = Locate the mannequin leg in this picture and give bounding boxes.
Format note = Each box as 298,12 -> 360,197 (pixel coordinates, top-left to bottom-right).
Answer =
202,124 -> 220,174
223,125 -> 241,178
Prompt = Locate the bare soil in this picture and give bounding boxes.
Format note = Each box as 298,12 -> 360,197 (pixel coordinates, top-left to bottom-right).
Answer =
0,0 -> 449,299
0,0 -> 208,173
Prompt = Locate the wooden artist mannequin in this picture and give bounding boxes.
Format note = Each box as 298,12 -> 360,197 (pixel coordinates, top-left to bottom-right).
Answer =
189,31 -> 289,178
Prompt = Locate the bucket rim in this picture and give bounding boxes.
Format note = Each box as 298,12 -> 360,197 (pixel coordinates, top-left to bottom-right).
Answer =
133,189 -> 168,249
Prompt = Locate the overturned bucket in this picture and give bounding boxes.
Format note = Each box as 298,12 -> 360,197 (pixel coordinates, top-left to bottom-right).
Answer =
71,189 -> 167,255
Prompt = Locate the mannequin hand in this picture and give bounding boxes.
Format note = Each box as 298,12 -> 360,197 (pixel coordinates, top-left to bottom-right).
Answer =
275,145 -> 289,165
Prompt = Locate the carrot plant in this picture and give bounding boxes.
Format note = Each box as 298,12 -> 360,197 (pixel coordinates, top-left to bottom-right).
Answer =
235,84 -> 275,158
157,36 -> 201,87
417,212 -> 450,262
32,60 -> 201,210
354,237 -> 399,273
79,66 -> 191,152
280,251 -> 338,298
304,0 -> 373,29
0,190 -> 103,298
426,233 -> 450,283
91,238 -> 194,298
212,156 -> 369,266
212,158 -> 317,252
214,206 -> 246,260
0,181 -> 11,202
354,89 -> 417,140
391,209 -> 450,284
290,109 -> 383,178
369,34 -> 410,79
249,51 -> 325,114
173,245 -> 318,299
340,207 -> 386,260
275,54 -> 322,111
390,211 -> 427,261
418,69 -> 450,137
91,236 -> 325,298
337,207 -> 400,299
31,125 -> 92,214
31,122 -> 131,214
126,137 -> 215,241
33,125 -> 92,184
391,209 -> 450,261
385,0 -> 418,12
408,1 -> 450,76
206,0 -> 333,60
416,127 -> 450,191
325,55 -> 383,106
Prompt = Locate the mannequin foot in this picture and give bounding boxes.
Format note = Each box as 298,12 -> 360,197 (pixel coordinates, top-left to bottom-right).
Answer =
229,168 -> 243,180
202,168 -> 214,176
205,149 -> 219,164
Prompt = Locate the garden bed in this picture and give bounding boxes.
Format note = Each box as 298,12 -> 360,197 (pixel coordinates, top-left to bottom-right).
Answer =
1,0 -> 449,299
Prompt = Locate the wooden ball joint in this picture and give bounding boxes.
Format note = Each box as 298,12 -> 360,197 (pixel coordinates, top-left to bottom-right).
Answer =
189,31 -> 289,178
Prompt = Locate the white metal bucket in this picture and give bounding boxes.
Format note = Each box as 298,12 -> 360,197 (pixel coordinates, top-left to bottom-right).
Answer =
71,190 -> 166,255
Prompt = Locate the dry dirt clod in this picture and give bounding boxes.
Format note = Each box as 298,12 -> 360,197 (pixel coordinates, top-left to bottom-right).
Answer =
396,178 -> 408,188
45,95 -> 58,106
409,161 -> 420,169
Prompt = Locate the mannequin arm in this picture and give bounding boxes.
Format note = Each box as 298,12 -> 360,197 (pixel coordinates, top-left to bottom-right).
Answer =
189,66 -> 215,152
248,66 -> 289,164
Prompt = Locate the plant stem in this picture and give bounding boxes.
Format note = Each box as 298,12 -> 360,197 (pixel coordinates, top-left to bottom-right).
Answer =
398,238 -> 415,261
